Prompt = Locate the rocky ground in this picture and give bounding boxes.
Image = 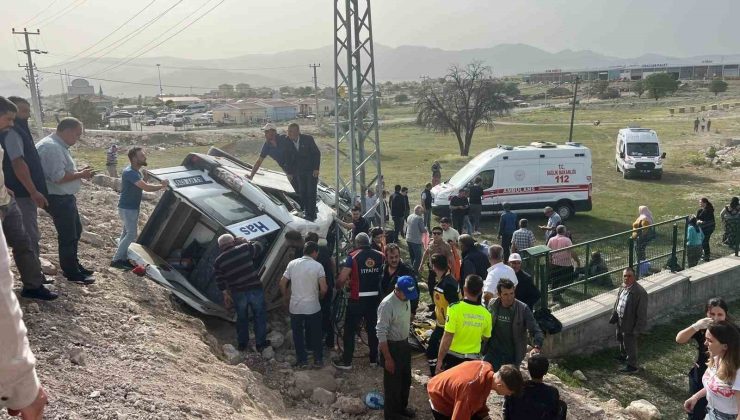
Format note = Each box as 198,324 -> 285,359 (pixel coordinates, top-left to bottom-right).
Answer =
1,177 -> 662,419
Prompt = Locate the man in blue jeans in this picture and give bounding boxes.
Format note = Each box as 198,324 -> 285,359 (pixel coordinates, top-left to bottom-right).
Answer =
111,147 -> 168,269
280,241 -> 328,367
214,234 -> 270,352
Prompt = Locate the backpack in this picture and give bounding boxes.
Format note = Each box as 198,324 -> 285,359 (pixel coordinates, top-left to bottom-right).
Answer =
534,307 -> 562,334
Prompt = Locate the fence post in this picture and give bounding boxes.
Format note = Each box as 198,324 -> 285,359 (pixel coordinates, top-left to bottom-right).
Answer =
666,222 -> 681,272
584,243 -> 590,296
538,253 -> 549,311
628,236 -> 635,278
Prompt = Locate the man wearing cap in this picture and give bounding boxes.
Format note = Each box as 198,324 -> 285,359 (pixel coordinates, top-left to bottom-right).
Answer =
333,232 -> 385,370
509,253 -> 541,310
377,275 -> 418,419
285,123 -> 321,221
249,123 -> 297,191
213,233 -> 270,352
436,274 -> 492,372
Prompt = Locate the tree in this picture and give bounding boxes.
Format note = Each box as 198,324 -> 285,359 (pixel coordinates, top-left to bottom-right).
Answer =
165,100 -> 175,108
415,62 -> 512,156
709,79 -> 728,96
503,82 -> 520,97
633,80 -> 645,98
394,93 -> 409,104
643,73 -> 679,101
69,97 -> 101,128
598,88 -> 620,100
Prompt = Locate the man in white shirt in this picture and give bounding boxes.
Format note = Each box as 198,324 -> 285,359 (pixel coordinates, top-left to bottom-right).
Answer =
440,217 -> 460,244
280,241 -> 328,368
483,244 -> 518,305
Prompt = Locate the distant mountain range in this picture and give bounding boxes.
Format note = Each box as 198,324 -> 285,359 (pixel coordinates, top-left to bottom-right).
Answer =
2,43 -> 739,97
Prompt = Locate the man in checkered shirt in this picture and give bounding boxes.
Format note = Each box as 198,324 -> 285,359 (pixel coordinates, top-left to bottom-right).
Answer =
511,219 -> 536,254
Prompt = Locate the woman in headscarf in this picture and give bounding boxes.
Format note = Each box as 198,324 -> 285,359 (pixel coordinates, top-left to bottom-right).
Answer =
431,161 -> 442,187
720,197 -> 740,248
631,205 -> 655,262
696,198 -> 716,262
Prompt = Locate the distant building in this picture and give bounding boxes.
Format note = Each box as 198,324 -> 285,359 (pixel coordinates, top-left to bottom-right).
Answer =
255,99 -> 298,121
523,62 -> 740,83
294,98 -> 335,116
68,78 -> 95,96
218,84 -> 234,97
212,102 -> 268,125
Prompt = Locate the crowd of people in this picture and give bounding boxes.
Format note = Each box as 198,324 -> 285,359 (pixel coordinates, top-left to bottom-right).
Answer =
1,93 -> 740,419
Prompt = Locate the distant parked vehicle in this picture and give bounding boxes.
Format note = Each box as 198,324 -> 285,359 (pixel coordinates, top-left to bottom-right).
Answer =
306,114 -> 316,120
172,118 -> 184,127
145,119 -> 157,126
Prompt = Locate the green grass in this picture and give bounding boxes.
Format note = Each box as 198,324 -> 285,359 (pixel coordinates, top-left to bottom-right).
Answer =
550,300 -> 740,419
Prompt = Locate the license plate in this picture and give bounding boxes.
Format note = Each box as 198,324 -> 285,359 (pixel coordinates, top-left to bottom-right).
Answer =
172,175 -> 211,187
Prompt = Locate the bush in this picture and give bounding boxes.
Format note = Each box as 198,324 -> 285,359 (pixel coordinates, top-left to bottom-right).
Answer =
688,153 -> 711,166
546,86 -> 572,97
598,88 -> 621,100
706,146 -> 717,159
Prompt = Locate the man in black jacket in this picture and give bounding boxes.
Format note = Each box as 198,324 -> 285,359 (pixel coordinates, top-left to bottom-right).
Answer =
459,234 -> 490,281
389,185 -> 405,241
285,123 -> 321,221
1,97 -> 48,258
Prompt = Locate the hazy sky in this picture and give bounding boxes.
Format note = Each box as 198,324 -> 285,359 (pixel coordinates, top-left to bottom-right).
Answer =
3,0 -> 740,71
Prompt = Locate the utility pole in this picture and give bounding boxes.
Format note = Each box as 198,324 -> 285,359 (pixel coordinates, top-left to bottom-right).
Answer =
309,63 -> 321,127
13,28 -> 46,138
156,64 -> 163,97
59,69 -> 67,102
568,76 -> 580,142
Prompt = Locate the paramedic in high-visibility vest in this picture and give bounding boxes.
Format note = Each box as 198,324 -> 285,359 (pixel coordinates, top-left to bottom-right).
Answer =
332,232 -> 385,370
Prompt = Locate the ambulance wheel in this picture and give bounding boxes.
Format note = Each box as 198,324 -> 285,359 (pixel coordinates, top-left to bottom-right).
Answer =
556,201 -> 574,221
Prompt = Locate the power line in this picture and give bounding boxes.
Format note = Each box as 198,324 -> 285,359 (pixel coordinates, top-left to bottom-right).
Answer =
89,0 -> 218,76
22,0 -> 61,26
68,0 -> 186,72
86,0 -> 226,77
37,69 -> 314,91
34,0 -> 87,28
41,0 -> 158,69
42,53 -> 305,71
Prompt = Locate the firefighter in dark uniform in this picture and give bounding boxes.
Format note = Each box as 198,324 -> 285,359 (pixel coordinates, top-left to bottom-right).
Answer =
332,232 -> 385,370
426,253 -> 461,376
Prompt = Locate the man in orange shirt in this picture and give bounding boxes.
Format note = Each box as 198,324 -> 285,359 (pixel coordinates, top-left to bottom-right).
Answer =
427,361 -> 523,420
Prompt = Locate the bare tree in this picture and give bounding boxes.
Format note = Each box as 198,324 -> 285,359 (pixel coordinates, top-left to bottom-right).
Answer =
415,62 -> 512,156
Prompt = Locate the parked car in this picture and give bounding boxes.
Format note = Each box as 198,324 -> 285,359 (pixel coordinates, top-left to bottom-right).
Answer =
145,119 -> 157,126
126,148 -> 337,320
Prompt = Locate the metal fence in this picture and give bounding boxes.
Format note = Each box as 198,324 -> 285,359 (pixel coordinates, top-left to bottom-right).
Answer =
521,216 -> 689,309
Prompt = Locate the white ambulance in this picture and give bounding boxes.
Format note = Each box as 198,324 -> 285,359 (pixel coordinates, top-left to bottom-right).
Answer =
431,142 -> 593,221
614,128 -> 666,180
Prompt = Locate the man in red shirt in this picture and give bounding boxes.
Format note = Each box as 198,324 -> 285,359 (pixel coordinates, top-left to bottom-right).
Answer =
427,361 -> 523,420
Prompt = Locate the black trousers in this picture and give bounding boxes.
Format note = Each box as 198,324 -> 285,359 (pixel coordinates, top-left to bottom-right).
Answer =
441,353 -> 477,371
296,172 -> 318,220
501,233 -> 513,262
1,200 -> 45,289
382,340 -> 411,420
342,296 -> 379,364
688,365 -> 708,420
426,326 -> 445,375
392,216 -> 405,241
320,289 -> 335,348
701,228 -> 714,261
427,268 -> 437,313
46,194 -> 84,279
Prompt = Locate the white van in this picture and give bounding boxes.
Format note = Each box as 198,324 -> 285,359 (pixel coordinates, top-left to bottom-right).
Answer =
431,142 -> 592,221
615,128 -> 666,179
